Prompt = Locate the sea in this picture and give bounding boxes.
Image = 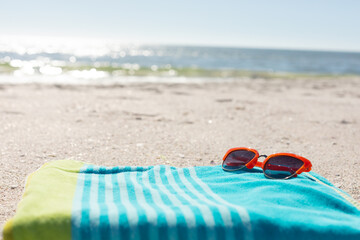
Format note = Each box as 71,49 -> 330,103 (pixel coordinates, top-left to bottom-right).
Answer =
1,37 -> 360,84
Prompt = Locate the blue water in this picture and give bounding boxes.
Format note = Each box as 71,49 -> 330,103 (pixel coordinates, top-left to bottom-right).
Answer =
104,46 -> 360,75
1,45 -> 360,75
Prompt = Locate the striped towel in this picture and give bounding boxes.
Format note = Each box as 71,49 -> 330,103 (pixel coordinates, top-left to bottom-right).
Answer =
3,160 -> 360,240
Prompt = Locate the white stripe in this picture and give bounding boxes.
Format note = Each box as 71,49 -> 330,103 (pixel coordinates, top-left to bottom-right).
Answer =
165,166 -> 217,240
153,166 -> 197,229
177,168 -> 235,240
129,171 -> 159,239
104,174 -> 120,239
178,168 -> 234,225
72,172 -> 85,238
142,168 -> 179,240
89,168 -> 100,240
117,171 -> 142,240
117,172 -> 139,226
165,166 -> 216,226
188,167 -> 253,240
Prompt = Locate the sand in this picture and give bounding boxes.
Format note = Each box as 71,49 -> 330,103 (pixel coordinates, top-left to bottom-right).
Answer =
1,77 -> 360,229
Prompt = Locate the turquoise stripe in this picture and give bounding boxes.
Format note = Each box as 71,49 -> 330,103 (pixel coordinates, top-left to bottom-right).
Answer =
72,164 -> 249,240
124,167 -> 144,240
157,166 -> 193,239
111,167 -> 129,240
144,167 -> 183,240
71,166 -> 87,240
134,169 -> 159,239
181,168 -> 234,240
113,167 -> 132,240
89,166 -> 101,240
98,167 -> 110,240
161,166 -> 206,239
187,167 -> 253,240
152,166 -> 188,240
80,165 -> 93,239
146,167 -> 178,240
179,168 -> 228,240
104,173 -> 120,239
170,167 -> 213,240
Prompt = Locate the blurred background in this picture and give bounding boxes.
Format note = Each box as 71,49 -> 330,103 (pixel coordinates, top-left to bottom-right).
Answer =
1,0 -> 360,84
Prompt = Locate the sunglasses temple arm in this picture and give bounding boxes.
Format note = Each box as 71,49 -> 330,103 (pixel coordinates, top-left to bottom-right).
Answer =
297,165 -> 312,174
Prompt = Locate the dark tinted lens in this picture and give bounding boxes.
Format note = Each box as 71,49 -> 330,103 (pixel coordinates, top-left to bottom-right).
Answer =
264,156 -> 304,179
223,150 -> 255,171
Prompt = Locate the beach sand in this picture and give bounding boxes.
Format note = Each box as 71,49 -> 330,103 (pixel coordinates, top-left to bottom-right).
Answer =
1,77 -> 360,229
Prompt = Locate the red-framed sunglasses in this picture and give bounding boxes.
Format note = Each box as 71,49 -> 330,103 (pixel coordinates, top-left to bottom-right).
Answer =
222,147 -> 312,179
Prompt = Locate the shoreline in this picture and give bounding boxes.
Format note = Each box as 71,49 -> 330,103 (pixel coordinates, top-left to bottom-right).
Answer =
1,77 -> 359,228
0,73 -> 360,87
2,63 -> 360,82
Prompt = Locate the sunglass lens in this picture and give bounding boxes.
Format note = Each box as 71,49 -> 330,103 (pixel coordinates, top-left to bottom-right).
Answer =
222,150 -> 256,171
264,156 -> 304,179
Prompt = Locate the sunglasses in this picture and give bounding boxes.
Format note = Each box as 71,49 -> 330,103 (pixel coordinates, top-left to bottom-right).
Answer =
222,147 -> 312,179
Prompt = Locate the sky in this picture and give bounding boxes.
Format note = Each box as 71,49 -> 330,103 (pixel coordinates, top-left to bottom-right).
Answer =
1,0 -> 360,51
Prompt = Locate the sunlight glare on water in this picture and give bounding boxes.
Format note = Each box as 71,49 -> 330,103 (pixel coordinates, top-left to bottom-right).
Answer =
1,35 -> 360,84
69,68 -> 109,79
39,66 -> 62,75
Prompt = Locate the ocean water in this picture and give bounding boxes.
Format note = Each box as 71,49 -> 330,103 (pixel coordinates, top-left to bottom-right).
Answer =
1,37 -> 359,83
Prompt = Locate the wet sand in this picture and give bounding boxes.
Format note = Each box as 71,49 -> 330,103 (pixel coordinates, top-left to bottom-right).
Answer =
1,77 -> 360,229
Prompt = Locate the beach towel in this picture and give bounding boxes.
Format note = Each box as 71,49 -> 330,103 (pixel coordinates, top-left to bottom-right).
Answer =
3,160 -> 360,240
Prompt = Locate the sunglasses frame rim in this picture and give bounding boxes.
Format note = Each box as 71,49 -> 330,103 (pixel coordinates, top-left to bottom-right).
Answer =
222,147 -> 312,179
